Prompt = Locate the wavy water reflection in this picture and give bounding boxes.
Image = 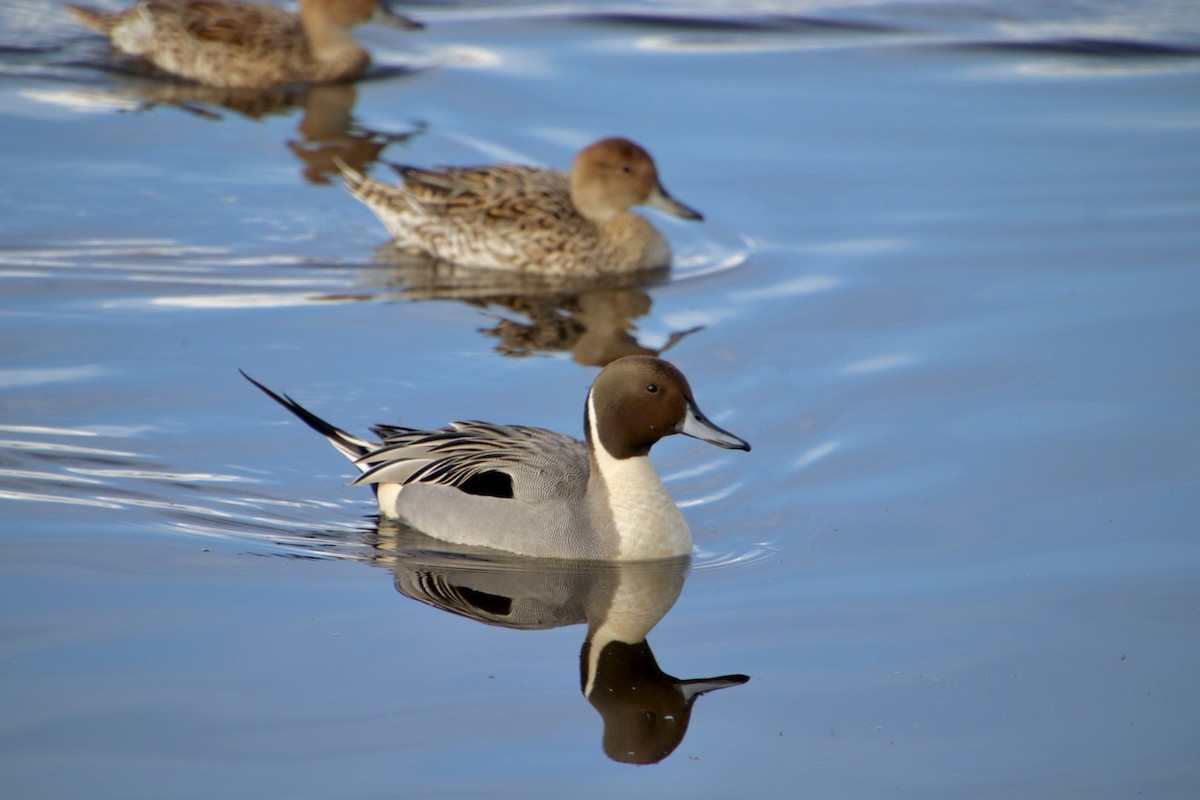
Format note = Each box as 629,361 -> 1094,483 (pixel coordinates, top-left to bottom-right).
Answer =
368,524 -> 748,764
0,419 -> 360,548
1,0 -> 1196,791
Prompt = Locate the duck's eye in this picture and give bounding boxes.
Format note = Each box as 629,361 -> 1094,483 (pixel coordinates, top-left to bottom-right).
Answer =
646,384 -> 658,394
621,163 -> 633,174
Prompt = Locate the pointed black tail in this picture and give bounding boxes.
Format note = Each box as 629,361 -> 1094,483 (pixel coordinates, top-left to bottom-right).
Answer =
240,370 -> 372,463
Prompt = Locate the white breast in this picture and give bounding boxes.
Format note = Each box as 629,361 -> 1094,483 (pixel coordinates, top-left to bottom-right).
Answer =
588,397 -> 692,560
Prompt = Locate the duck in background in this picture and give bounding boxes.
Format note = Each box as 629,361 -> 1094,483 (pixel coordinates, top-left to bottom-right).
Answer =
338,137 -> 705,275
68,0 -> 422,89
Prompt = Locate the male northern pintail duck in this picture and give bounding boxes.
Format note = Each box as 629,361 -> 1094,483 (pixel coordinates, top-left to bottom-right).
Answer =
242,356 -> 749,560
337,137 -> 704,275
68,0 -> 422,90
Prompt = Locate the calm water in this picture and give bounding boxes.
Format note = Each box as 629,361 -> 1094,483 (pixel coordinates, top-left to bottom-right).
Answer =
2,0 -> 1199,797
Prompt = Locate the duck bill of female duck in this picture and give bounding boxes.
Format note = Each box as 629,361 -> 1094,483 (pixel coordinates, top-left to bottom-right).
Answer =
679,402 -> 750,451
375,0 -> 425,29
645,182 -> 704,222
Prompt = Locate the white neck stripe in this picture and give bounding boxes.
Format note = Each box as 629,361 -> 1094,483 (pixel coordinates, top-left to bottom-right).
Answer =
587,396 -> 691,559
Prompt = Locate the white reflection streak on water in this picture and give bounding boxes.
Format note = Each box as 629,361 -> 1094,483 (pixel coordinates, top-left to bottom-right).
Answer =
793,440 -> 839,471
797,238 -> 907,256
672,247 -> 750,280
126,274 -> 345,289
677,480 -> 744,509
0,240 -> 224,263
429,45 -> 504,70
664,459 -> 723,483
93,496 -> 236,519
0,468 -> 106,485
0,366 -> 111,388
660,307 -> 737,331
0,489 -> 123,509
1008,59 -> 1200,78
146,293 -> 333,309
731,274 -> 839,303
67,468 -> 248,483
20,88 -> 141,113
841,353 -> 918,374
0,243 -> 345,291
631,34 -> 864,55
0,439 -> 137,458
212,496 -> 343,512
438,131 -> 543,164
0,424 -> 98,437
0,423 -> 154,438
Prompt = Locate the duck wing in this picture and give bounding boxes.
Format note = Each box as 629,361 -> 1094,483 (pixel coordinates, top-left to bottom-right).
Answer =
162,0 -> 298,48
354,421 -> 589,503
395,164 -> 576,225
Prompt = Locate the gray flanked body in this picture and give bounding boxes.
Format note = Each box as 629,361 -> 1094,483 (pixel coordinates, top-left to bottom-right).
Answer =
364,421 -> 621,559
242,355 -> 749,561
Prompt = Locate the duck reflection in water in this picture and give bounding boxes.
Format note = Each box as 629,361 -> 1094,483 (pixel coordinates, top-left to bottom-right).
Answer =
284,85 -> 423,186
370,521 -> 748,765
66,0 -> 424,185
67,78 -> 423,185
359,252 -> 703,366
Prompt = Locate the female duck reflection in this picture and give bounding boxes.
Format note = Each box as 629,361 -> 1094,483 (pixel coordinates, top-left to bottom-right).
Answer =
370,521 -> 748,765
67,78 -> 421,187
358,258 -> 704,366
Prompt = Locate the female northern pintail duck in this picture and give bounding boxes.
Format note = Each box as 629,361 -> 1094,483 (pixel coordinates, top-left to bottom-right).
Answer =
242,356 -> 749,560
337,137 -> 704,275
68,0 -> 422,90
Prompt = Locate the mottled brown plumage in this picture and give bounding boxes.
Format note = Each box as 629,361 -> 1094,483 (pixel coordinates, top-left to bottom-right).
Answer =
69,0 -> 421,89
338,137 -> 705,275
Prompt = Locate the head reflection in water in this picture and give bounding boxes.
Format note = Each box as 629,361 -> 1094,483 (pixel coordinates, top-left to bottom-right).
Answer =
582,638 -> 748,765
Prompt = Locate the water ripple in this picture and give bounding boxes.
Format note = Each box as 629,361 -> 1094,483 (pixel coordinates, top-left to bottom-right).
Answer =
0,438 -> 137,458
0,366 -> 112,389
0,489 -> 123,509
691,542 -> 780,572
0,426 -> 346,553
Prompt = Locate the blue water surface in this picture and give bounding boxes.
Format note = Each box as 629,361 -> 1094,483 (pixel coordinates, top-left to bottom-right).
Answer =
1,1 -> 1198,797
